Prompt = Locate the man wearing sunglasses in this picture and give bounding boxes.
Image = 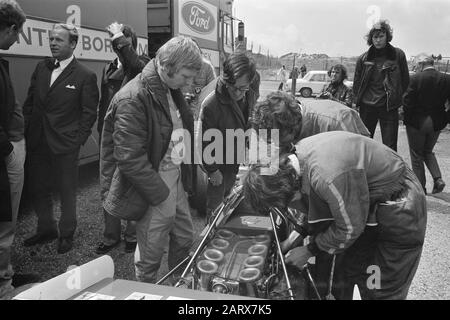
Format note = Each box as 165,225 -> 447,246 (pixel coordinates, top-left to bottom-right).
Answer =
200,52 -> 260,221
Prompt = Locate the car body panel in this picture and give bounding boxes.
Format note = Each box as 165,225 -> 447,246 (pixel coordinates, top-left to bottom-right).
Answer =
285,70 -> 353,96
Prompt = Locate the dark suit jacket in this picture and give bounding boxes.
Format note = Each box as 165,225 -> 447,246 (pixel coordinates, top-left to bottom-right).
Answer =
403,68 -> 450,131
23,57 -> 99,154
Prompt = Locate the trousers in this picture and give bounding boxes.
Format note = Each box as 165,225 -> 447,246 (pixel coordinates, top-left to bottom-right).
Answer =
134,166 -> 193,283
0,139 -> 25,297
405,116 -> 442,190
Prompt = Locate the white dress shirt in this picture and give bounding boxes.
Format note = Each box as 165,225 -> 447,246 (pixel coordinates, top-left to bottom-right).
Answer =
50,55 -> 75,87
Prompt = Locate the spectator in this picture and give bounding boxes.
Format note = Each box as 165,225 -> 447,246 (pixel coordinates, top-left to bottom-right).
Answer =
277,65 -> 288,91
200,53 -> 259,220
243,131 -> 426,299
318,64 -> 353,108
100,36 -> 202,283
403,53 -> 450,194
289,66 -> 299,80
95,22 -> 150,255
353,20 -> 409,151
23,23 -> 99,254
251,91 -> 369,154
300,64 -> 307,78
0,0 -> 40,298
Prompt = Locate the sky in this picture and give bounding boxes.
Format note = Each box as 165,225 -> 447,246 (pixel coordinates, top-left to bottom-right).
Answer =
234,0 -> 450,59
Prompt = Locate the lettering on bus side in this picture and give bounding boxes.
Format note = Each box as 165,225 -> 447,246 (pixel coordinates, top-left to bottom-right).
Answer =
181,1 -> 216,34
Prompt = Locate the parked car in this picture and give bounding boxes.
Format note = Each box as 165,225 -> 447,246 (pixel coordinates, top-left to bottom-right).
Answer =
285,70 -> 352,97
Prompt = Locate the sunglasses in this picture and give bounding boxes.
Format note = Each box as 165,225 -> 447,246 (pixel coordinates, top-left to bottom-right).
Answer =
227,82 -> 251,93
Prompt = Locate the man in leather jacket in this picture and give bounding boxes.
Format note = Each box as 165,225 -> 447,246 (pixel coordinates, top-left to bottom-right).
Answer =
101,36 -> 202,283
353,20 -> 409,151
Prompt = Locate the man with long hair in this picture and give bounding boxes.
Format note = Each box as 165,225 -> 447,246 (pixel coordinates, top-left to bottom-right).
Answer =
318,64 -> 353,108
353,20 -> 409,151
200,53 -> 260,220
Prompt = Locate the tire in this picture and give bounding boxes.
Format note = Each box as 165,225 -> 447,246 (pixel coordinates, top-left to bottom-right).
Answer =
189,165 -> 208,216
300,87 -> 312,98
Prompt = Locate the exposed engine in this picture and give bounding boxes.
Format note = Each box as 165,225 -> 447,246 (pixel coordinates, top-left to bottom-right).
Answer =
170,186 -> 309,300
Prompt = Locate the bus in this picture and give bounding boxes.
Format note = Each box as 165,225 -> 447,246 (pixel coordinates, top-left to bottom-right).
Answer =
3,0 -> 244,165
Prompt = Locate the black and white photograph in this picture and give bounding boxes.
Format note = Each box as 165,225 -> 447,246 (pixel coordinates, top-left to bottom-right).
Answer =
0,0 -> 449,303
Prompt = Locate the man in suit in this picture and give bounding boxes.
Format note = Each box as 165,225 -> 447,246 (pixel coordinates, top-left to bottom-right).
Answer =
0,0 -> 40,299
403,54 -> 450,194
23,23 -> 99,254
95,22 -> 149,255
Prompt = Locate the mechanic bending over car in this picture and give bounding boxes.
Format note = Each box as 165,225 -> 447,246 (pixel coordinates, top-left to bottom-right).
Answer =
243,131 -> 426,300
251,91 -> 369,154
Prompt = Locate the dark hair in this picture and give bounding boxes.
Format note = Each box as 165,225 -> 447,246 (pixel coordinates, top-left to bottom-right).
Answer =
0,0 -> 26,31
222,52 -> 256,85
243,158 -> 299,213
122,24 -> 137,50
251,91 -> 303,153
327,64 -> 348,80
365,20 -> 393,46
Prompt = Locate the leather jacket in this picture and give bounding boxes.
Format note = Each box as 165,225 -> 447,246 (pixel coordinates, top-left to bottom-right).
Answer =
353,43 -> 409,111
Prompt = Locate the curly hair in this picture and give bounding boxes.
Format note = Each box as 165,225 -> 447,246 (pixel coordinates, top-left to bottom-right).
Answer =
251,91 -> 303,152
328,64 -> 348,81
365,19 -> 393,46
243,158 -> 300,213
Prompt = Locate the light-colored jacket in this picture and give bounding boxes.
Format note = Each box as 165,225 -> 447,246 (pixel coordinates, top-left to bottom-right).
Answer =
298,99 -> 370,140
295,131 -> 426,255
278,68 -> 289,82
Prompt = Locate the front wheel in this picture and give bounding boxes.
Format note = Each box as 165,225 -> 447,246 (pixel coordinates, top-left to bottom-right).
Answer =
189,165 -> 208,216
300,88 -> 312,98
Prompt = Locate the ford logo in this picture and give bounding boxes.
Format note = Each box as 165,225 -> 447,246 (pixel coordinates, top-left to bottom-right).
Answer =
182,1 -> 215,34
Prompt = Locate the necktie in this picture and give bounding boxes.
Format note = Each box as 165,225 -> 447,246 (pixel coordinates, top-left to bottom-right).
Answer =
48,60 -> 60,70
50,61 -> 61,86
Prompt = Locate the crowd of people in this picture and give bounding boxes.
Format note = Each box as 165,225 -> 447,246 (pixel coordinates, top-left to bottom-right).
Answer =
1,0 -> 450,300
